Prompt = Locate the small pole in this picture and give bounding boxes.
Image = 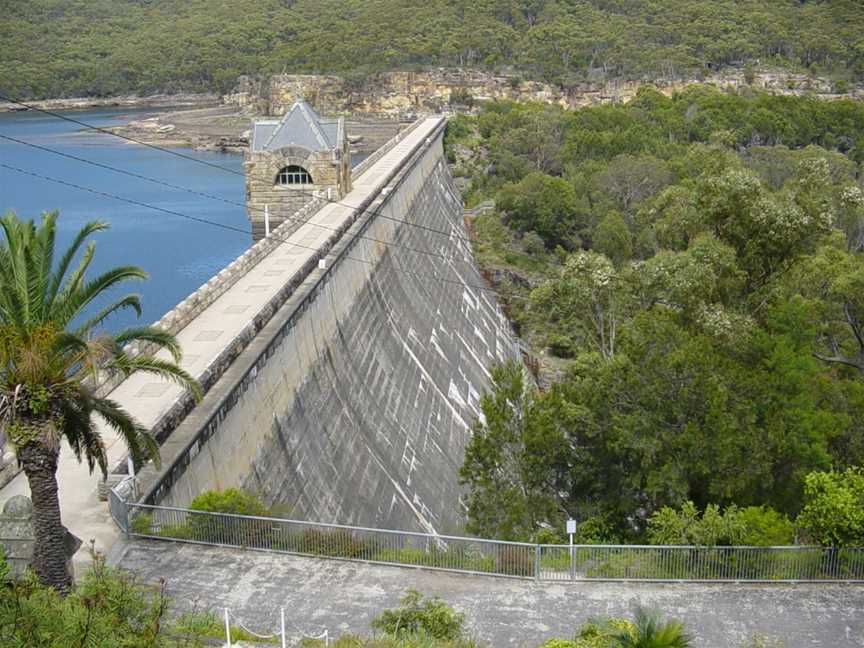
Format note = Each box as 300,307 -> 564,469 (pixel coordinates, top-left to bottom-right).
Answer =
224,608 -> 231,647
264,205 -> 271,238
280,607 -> 286,648
324,629 -> 329,647
534,544 -> 541,581
567,518 -> 577,582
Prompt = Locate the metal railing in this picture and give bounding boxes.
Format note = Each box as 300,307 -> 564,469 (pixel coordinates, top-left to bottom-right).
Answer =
126,502 -> 536,579
116,496 -> 864,582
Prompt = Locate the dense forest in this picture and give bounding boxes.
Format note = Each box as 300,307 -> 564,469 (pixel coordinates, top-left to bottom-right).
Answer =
447,86 -> 864,546
1,0 -> 863,99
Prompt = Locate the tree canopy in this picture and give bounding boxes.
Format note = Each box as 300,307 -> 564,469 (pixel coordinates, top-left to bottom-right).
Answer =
454,87 -> 864,544
2,0 -> 864,99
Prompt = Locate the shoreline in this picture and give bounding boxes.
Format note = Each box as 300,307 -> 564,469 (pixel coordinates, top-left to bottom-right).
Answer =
0,93 -> 221,113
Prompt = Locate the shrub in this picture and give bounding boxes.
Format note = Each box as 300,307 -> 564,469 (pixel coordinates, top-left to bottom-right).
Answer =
797,467 -> 864,547
189,488 -> 269,516
736,507 -> 794,546
0,550 -> 179,647
647,502 -> 793,546
522,231 -> 547,255
295,528 -> 371,558
371,589 -> 465,641
573,617 -> 637,647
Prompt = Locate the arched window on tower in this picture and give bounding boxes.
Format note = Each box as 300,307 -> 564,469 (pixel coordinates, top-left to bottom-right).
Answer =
275,165 -> 313,186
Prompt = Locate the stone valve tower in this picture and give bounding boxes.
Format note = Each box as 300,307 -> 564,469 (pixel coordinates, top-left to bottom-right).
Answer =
245,98 -> 351,240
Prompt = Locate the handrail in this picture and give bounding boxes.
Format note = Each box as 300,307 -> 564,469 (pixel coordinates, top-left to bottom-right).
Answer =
113,490 -> 864,583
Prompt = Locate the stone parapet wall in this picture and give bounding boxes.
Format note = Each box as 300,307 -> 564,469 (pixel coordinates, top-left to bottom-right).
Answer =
225,68 -> 863,119
352,118 -> 426,179
94,197 -> 325,406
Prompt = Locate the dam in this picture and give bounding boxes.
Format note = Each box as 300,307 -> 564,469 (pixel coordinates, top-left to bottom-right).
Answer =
0,114 -> 519,557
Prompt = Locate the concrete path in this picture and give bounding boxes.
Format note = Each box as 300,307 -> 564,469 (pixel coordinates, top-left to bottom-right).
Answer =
113,541 -> 864,648
0,117 -> 443,568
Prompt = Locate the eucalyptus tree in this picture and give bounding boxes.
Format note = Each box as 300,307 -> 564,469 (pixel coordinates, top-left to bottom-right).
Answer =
0,210 -> 200,593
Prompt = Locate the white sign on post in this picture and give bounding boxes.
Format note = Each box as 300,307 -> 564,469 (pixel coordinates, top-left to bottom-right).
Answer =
566,519 -> 577,535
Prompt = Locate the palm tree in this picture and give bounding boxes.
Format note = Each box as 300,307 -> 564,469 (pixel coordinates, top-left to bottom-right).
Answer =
615,607 -> 692,648
0,210 -> 200,593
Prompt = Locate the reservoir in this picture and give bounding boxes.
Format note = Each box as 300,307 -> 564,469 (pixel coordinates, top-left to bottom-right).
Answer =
0,107 -> 250,330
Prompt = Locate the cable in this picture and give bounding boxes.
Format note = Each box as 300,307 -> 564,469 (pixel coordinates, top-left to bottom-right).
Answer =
0,133 -> 476,267
0,161 -> 532,303
0,95 -> 243,175
0,93 -> 475,245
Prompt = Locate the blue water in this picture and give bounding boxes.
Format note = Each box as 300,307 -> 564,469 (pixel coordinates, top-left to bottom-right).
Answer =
0,107 -> 250,331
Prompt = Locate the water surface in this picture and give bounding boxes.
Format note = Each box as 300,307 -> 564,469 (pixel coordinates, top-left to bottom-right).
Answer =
0,107 -> 249,330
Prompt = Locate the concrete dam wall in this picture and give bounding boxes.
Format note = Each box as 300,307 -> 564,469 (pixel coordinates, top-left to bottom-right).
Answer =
146,124 -> 519,534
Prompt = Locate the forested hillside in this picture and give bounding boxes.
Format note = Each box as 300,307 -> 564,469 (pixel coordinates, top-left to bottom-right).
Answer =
1,0 -> 863,99
448,87 -> 864,546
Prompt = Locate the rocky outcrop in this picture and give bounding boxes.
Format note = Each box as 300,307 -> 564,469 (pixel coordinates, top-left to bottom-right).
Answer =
226,68 -> 863,119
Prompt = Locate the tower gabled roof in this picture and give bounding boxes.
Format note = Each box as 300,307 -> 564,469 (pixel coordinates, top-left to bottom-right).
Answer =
251,98 -> 340,153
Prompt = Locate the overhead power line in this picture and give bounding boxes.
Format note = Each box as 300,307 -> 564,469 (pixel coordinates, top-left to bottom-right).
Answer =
0,133 -> 475,267
0,94 -> 475,244
0,161 -> 532,303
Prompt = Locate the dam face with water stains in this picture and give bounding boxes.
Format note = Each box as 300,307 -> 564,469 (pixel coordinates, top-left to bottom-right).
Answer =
131,117 -> 518,535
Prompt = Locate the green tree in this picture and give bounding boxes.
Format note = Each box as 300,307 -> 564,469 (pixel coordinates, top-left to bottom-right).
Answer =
496,172 -> 578,247
592,154 -> 673,214
797,467 -> 864,547
592,211 -> 632,266
532,251 -> 631,359
459,361 -> 568,540
0,211 -> 199,592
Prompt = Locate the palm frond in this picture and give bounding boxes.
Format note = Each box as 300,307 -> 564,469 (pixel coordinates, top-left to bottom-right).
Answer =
74,293 -> 143,335
108,354 -> 202,401
0,212 -> 32,326
112,325 -> 181,361
59,394 -> 106,476
53,265 -> 147,327
91,396 -> 159,470
46,218 -> 109,310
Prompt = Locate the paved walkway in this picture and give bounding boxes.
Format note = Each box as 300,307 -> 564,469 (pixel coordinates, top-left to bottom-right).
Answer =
0,118 -> 443,567
113,541 -> 864,647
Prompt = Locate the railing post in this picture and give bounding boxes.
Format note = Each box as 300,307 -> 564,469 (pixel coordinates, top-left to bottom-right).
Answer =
534,544 -> 541,581
122,497 -> 130,539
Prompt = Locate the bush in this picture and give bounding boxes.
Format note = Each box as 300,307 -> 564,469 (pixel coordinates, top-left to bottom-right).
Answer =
371,589 -> 465,641
0,550 -> 182,647
647,502 -> 793,546
189,488 -> 269,516
736,507 -> 794,546
797,467 -> 864,547
522,231 -> 547,255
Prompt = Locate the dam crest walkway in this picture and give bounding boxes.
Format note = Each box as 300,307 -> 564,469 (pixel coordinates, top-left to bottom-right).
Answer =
0,116 -> 449,566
